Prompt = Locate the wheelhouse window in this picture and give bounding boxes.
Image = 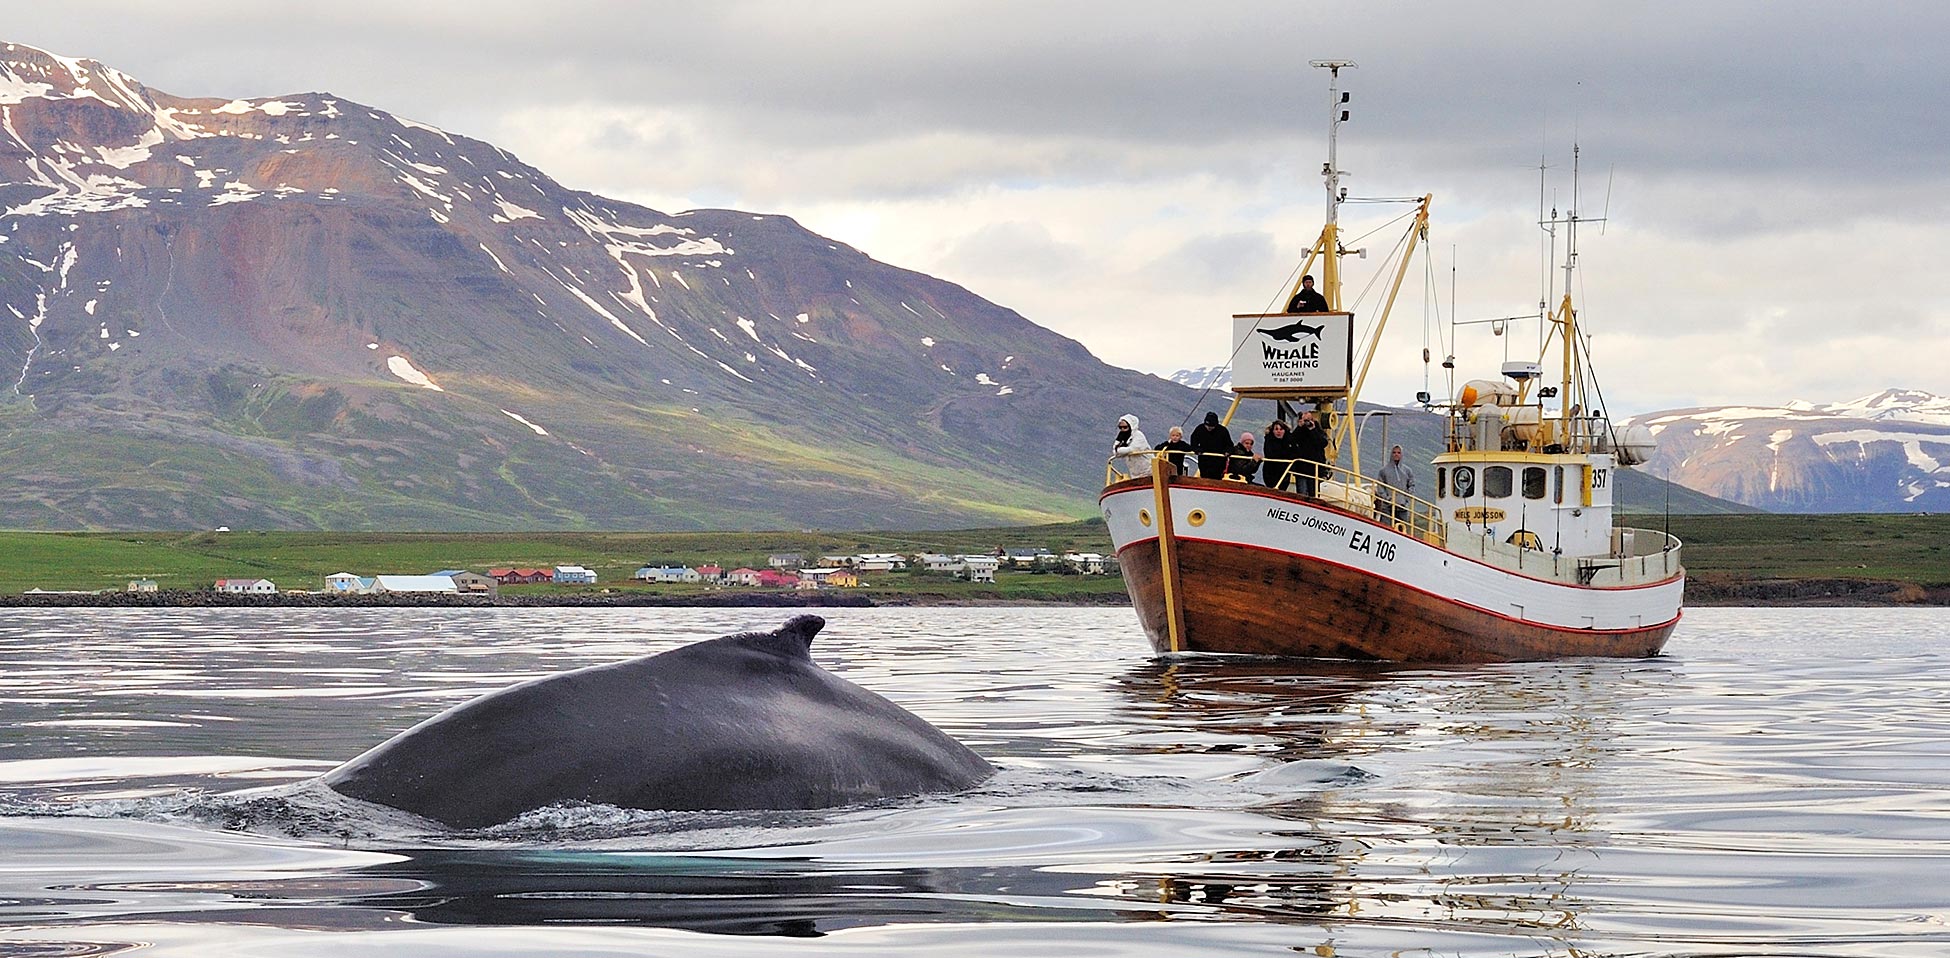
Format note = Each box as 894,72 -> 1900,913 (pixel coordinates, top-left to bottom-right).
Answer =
1484,466 -> 1513,498
1452,466 -> 1476,499
1523,466 -> 1547,500
1437,466 -> 1448,498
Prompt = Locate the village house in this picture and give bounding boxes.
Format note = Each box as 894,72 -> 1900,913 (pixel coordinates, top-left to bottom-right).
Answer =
633,565 -> 701,584
488,568 -> 551,584
324,572 -> 374,594
441,571 -> 499,595
372,575 -> 458,594
125,578 -> 158,592
552,565 -> 597,584
959,555 -> 1000,583
215,578 -> 277,594
819,554 -> 856,568
915,553 -> 962,573
797,568 -> 861,588
852,553 -> 907,572
694,564 -> 725,583
1003,548 -> 1055,569
767,553 -> 804,570
1063,553 -> 1109,575
755,569 -> 801,588
725,567 -> 764,587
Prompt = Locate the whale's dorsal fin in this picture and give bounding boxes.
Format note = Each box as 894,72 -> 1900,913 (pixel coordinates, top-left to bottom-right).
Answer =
733,614 -> 824,660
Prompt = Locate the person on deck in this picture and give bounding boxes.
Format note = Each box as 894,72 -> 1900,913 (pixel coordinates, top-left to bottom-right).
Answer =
1285,274 -> 1330,313
1112,413 -> 1153,477
1260,420 -> 1298,490
1226,432 -> 1261,483
1291,409 -> 1331,497
1157,426 -> 1195,476
1190,411 -> 1232,479
1376,444 -> 1416,528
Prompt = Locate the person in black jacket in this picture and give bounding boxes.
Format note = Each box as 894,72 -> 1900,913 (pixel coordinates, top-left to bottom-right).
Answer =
1291,409 -> 1332,496
1259,420 -> 1298,490
1157,426 -> 1195,476
1189,411 -> 1232,479
1226,432 -> 1261,483
1286,274 -> 1329,313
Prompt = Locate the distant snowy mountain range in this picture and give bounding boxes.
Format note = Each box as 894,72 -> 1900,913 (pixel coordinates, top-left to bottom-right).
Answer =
1625,389 -> 1950,513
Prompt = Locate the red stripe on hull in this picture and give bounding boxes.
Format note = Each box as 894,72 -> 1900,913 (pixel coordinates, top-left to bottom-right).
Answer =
1118,537 -> 1677,663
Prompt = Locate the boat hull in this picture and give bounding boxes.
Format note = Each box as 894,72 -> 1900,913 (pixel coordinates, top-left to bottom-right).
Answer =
1101,479 -> 1681,662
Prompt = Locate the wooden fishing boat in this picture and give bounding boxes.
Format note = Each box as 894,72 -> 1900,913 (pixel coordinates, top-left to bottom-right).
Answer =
1101,61 -> 1682,662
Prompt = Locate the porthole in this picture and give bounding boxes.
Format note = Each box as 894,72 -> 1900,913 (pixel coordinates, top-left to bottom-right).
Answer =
1186,509 -> 1206,527
1138,509 -> 1152,526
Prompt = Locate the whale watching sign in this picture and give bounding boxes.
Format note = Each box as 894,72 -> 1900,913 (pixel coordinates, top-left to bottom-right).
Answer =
1229,312 -> 1354,394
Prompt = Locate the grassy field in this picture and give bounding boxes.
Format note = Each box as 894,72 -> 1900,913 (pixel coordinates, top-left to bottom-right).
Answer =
0,522 -> 1120,596
2,514 -> 1944,597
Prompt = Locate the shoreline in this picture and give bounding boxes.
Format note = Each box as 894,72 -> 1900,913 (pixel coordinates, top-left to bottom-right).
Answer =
2,577 -> 1945,608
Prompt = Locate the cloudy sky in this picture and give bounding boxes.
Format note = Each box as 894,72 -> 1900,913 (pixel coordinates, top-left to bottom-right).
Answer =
14,2 -> 1947,414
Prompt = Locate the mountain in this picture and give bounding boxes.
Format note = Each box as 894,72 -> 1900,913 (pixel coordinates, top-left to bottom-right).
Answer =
1625,389 -> 1950,512
0,42 -> 1213,531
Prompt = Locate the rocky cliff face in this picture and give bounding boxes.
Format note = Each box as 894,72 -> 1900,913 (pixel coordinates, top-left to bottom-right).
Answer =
1,42 -> 1207,530
1626,390 -> 1950,513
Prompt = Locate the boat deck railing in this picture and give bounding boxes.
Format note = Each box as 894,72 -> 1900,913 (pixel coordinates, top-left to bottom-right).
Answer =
1106,451 -> 1449,546
1448,526 -> 1684,586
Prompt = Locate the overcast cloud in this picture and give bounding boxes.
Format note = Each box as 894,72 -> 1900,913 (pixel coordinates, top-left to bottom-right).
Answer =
13,1 -> 1948,413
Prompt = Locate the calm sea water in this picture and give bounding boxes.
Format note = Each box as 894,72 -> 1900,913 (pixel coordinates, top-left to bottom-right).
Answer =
1,606 -> 1947,957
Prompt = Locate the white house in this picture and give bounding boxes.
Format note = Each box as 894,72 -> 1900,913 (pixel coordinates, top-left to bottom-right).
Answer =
819,554 -> 856,568
634,565 -> 701,583
959,555 -> 1000,583
553,565 -> 597,584
853,553 -> 907,572
215,578 -> 277,594
1064,553 -> 1109,574
916,553 -> 963,572
1003,548 -> 1055,569
372,575 -> 458,594
324,572 -> 372,594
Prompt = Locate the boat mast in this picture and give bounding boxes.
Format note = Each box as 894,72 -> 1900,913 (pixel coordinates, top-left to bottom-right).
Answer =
1552,145 -> 1584,449
1312,59 -> 1354,311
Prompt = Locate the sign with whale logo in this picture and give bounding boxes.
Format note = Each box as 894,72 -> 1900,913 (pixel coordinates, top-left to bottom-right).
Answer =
1230,312 -> 1354,392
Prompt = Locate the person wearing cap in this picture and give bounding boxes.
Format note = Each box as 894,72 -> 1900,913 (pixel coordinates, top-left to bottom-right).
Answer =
1225,432 -> 1261,483
1189,411 -> 1231,479
1286,274 -> 1329,313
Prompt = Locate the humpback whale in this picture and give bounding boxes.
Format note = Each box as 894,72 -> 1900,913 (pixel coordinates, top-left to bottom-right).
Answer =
322,615 -> 994,828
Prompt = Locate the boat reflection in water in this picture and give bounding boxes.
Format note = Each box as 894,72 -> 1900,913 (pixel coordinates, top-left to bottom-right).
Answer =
1110,654 -> 1678,941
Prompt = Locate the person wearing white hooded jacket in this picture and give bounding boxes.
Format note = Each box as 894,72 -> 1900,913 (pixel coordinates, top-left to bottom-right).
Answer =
1112,413 -> 1153,477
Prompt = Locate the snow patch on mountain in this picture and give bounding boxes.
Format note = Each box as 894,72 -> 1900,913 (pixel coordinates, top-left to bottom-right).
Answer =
1168,366 -> 1233,391
386,356 -> 442,391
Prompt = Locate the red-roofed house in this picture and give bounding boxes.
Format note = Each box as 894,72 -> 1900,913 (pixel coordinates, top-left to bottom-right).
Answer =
756,569 -> 800,588
489,568 -> 551,584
